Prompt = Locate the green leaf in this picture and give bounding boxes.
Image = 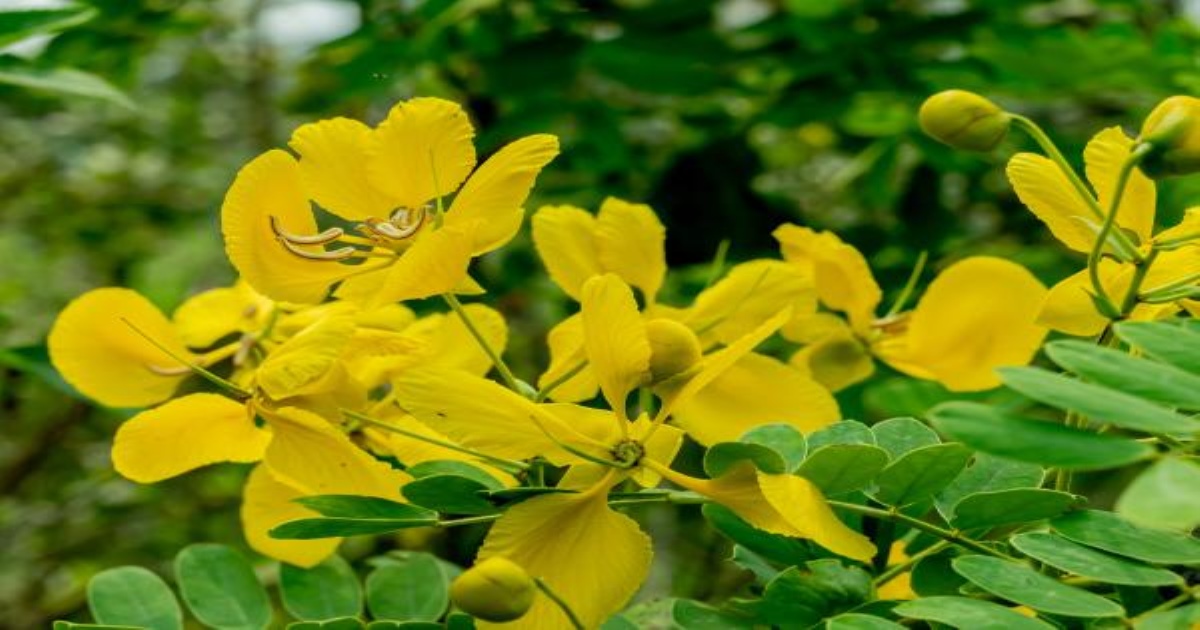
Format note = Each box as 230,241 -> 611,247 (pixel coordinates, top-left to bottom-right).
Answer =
910,551 -> 966,597
949,488 -> 1079,529
444,613 -> 476,630
174,544 -> 271,630
295,496 -> 436,520
741,423 -> 807,471
998,367 -> 1200,434
1114,320 -> 1200,374
870,417 -> 940,459
270,516 -> 437,540
1134,604 -> 1200,630
671,599 -> 754,628
363,623 -> 441,629
485,486 -> 576,505
928,402 -> 1153,470
0,4 -> 96,48
824,613 -> 904,629
280,556 -> 363,621
894,596 -> 1054,629
286,619 -> 365,630
1116,457 -> 1200,531
951,555 -> 1125,618
53,623 -> 141,630
405,460 -> 504,490
401,474 -> 498,515
808,420 -> 876,449
870,443 -> 971,507
758,561 -> 874,628
703,504 -> 813,567
0,61 -> 134,110
936,454 -> 1044,521
87,567 -> 182,630
1051,510 -> 1200,565
1045,340 -> 1200,409
365,552 -> 449,622
1010,532 -> 1181,587
705,441 -> 786,477
796,444 -> 890,495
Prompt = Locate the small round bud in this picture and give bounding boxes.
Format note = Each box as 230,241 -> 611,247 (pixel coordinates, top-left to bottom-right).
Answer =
918,90 -> 1010,152
645,319 -> 702,384
450,557 -> 536,622
1139,95 -> 1200,178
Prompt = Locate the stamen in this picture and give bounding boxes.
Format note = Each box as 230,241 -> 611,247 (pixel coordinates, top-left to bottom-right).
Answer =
145,363 -> 191,376
269,215 -> 344,244
278,237 -> 356,261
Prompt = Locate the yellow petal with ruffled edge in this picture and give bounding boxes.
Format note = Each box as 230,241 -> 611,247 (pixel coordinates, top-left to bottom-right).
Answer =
241,464 -> 340,567
685,259 -> 815,346
1084,127 -> 1156,243
112,393 -> 268,483
1155,207 -> 1200,245
392,367 -> 606,466
757,471 -> 876,562
412,304 -> 508,375
475,473 -> 651,630
1007,153 -> 1098,253
595,198 -> 667,304
221,150 -> 357,303
446,134 -> 560,254
886,257 -> 1047,392
257,312 -> 357,400
367,98 -> 476,209
672,352 -> 838,446
338,225 -> 477,309
580,274 -> 651,415
173,282 -> 269,349
790,329 -> 876,392
1037,263 -> 1123,336
49,287 -> 192,408
537,314 -> 600,403
289,117 -> 398,222
262,406 -> 411,498
773,225 -> 879,331
531,205 -> 603,300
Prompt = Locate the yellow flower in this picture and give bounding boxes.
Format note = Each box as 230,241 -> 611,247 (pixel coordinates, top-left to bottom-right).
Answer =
1008,127 -> 1200,335
533,200 -> 839,444
222,97 -> 559,308
775,225 -> 1048,392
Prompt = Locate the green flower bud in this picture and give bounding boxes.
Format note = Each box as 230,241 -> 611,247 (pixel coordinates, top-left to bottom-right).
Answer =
1138,95 -> 1200,178
645,318 -> 702,384
450,557 -> 536,622
918,90 -> 1010,152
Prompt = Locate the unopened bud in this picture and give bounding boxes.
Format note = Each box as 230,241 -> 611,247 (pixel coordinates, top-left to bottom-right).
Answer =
645,319 -> 702,384
1139,96 -> 1200,178
918,90 -> 1010,152
450,557 -> 536,622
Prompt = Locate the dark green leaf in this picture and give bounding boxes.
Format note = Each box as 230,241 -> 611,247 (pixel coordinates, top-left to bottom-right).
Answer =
808,420 -> 876,449
796,444 -> 890,495
758,561 -> 874,628
174,544 -> 271,630
402,474 -> 498,515
485,486 -> 576,505
703,504 -> 812,567
824,613 -> 905,629
894,596 -> 1054,629
0,4 -> 96,48
951,555 -> 1124,618
998,367 -> 1200,434
1051,510 -> 1200,565
1114,321 -> 1200,374
405,460 -> 504,490
87,567 -> 182,630
295,496 -> 436,520
53,623 -> 141,630
271,516 -> 437,540
871,443 -> 971,507
1134,603 -> 1200,630
936,454 -> 1044,521
1010,532 -> 1181,587
730,545 -> 782,582
705,442 -> 786,477
928,402 -> 1153,470
1116,457 -> 1200,532
280,556 -> 363,621
671,599 -> 754,628
870,417 -> 939,459
1045,340 -> 1200,409
740,424 -> 807,471
910,551 -> 966,597
365,552 -> 448,621
949,488 -> 1079,529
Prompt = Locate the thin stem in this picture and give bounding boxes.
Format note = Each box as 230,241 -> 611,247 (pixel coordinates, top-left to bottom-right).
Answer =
442,293 -> 523,392
1054,411 -> 1081,492
884,250 -> 928,318
122,318 -> 251,400
534,360 -> 587,403
1140,269 -> 1200,300
344,409 -> 530,473
535,578 -> 586,630
874,540 -> 952,587
828,501 -> 1016,561
1086,146 -> 1151,315
434,514 -> 500,528
1120,248 -> 1160,314
704,239 -> 731,289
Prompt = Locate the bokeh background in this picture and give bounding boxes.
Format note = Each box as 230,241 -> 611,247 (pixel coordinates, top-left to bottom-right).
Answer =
3,0 -> 1200,626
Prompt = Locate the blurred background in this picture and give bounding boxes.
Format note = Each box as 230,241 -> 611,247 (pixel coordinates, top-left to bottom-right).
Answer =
3,0 -> 1200,626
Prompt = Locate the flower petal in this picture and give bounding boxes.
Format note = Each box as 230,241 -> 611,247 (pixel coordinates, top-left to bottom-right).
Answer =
1037,265 -> 1120,336
1084,127 -> 1156,244
672,352 -> 839,446
595,198 -> 667,303
363,412 -> 515,487
580,274 -> 651,414
475,476 -> 651,630
49,287 -> 191,408
1007,152 -> 1098,253
367,98 -> 476,209
537,314 -> 600,403
773,225 -> 879,330
173,282 -> 269,349
112,393 -> 268,483
531,205 -> 603,300
409,304 -> 508,375
757,471 -> 876,562
1155,207 -> 1200,245
338,225 -> 476,309
290,117 -> 398,221
685,259 -> 815,346
446,134 -> 560,254
241,464 -> 340,567
257,312 -> 357,400
221,150 -> 356,303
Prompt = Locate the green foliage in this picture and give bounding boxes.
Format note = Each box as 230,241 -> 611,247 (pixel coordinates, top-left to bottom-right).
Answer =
174,544 -> 272,630
365,553 -> 450,622
951,555 -> 1125,618
86,567 -> 181,630
280,556 -> 364,621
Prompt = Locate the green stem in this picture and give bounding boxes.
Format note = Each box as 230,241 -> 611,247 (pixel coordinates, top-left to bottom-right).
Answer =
1138,268 -> 1200,301
122,318 -> 252,400
884,250 -> 928,318
828,501 -> 1016,561
535,578 -> 586,630
704,239 -> 731,289
344,409 -> 530,473
1054,410 -> 1082,492
434,514 -> 500,528
1119,248 -> 1160,315
534,359 -> 588,403
442,293 -> 522,392
1087,146 -> 1151,315
874,540 -> 952,587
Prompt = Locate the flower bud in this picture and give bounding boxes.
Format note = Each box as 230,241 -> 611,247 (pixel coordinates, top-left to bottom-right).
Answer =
450,557 -> 536,622
1138,95 -> 1200,178
918,90 -> 1010,152
645,318 -> 702,384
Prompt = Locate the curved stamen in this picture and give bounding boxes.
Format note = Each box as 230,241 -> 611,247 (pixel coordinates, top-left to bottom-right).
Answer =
278,238 -> 356,261
145,363 -> 191,376
269,215 -> 345,244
